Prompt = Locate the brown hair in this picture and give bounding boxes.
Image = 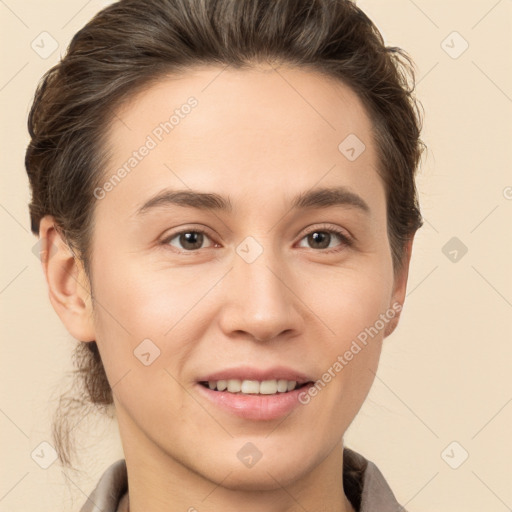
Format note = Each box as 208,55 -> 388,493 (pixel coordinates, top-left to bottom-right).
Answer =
25,0 -> 424,503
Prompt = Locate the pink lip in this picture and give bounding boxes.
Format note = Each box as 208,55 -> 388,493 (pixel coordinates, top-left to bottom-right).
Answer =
197,365 -> 313,384
195,381 -> 314,421
195,365 -> 315,421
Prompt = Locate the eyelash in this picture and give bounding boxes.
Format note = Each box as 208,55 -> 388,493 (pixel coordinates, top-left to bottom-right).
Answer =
160,224 -> 353,254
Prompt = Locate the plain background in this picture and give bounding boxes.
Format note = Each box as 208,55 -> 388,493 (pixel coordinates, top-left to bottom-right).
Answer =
1,0 -> 511,510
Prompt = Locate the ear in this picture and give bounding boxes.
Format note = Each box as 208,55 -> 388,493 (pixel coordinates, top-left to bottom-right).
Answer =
383,235 -> 415,338
38,215 -> 96,342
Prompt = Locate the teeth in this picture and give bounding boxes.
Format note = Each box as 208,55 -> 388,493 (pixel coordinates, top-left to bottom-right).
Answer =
239,380 -> 259,393
259,380 -> 278,394
227,379 -> 242,392
277,379 -> 288,392
205,379 -> 299,394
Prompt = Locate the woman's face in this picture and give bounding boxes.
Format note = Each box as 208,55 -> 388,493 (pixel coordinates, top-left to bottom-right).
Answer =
74,65 -> 411,488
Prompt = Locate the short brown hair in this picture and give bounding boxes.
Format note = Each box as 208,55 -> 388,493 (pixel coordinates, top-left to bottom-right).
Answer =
25,0 -> 424,495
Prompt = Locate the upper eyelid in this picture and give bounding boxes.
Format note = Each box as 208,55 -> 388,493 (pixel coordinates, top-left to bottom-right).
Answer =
161,225 -> 216,243
300,223 -> 351,238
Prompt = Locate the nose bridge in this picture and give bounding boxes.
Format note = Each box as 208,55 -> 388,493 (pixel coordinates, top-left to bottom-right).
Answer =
220,235 -> 302,341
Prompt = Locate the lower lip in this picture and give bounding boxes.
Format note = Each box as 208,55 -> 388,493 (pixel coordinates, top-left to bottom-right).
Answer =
195,383 -> 314,421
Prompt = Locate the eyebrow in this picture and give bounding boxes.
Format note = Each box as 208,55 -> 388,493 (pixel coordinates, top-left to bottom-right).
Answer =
134,186 -> 370,217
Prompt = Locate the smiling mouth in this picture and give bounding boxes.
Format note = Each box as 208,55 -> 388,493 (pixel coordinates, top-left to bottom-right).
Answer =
199,379 -> 313,395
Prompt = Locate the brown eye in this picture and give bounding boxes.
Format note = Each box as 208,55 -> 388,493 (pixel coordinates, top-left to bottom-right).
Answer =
306,231 -> 331,249
297,226 -> 353,253
163,229 -> 215,251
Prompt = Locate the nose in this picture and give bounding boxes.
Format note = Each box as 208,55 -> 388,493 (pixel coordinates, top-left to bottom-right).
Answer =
217,243 -> 304,343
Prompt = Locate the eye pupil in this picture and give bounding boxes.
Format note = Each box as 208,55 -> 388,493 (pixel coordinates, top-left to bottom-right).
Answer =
308,231 -> 330,249
180,232 -> 204,250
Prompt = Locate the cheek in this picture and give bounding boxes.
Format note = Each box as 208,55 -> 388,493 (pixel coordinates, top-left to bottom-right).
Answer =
89,251 -> 215,396
91,253 -> 193,338
311,262 -> 394,346
304,262 -> 392,411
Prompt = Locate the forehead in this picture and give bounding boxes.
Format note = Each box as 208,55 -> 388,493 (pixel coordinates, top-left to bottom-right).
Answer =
98,64 -> 382,217
108,63 -> 375,149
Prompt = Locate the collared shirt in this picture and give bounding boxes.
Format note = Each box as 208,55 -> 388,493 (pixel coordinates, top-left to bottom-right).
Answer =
79,447 -> 407,512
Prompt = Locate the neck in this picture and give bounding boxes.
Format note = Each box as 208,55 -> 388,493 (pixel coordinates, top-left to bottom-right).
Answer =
118,417 -> 356,512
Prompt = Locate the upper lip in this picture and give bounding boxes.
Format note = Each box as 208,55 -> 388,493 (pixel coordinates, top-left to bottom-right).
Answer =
197,365 -> 314,385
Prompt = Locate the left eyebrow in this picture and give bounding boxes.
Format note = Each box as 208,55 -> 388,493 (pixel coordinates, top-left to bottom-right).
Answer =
291,186 -> 370,214
133,185 -> 370,217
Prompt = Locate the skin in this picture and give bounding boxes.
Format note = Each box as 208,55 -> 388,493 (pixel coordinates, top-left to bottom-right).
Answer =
39,63 -> 414,512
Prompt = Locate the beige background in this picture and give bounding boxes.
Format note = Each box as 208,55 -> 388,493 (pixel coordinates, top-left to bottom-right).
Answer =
1,0 -> 511,510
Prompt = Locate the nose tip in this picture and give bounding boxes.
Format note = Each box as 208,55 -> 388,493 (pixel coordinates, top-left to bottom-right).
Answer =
218,252 -> 304,343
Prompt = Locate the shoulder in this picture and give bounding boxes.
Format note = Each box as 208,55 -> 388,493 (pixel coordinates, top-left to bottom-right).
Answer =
79,459 -> 128,512
344,447 -> 407,512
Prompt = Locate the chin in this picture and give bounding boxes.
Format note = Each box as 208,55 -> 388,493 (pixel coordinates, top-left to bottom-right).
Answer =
210,463 -> 306,492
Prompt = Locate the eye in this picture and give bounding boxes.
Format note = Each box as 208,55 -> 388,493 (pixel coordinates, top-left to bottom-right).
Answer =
161,224 -> 353,253
296,225 -> 353,253
162,228 -> 217,252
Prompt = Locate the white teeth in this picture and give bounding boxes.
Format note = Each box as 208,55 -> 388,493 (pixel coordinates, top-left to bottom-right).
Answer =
277,379 -> 288,392
227,379 -> 242,392
259,380 -> 277,394
241,380 -> 260,394
205,379 -> 300,394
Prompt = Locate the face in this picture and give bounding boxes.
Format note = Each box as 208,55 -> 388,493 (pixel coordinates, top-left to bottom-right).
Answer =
61,64 -> 411,490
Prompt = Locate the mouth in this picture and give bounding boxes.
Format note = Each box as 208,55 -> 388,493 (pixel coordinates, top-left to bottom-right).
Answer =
198,379 -> 314,395
195,366 -> 316,420
195,370 -> 316,421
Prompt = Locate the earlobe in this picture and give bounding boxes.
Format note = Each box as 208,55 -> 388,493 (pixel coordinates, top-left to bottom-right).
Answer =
384,236 -> 415,338
38,216 -> 96,342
